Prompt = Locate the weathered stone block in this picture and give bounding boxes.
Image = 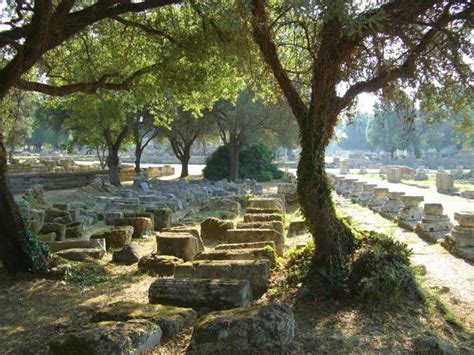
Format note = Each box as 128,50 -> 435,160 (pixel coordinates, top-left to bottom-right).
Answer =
138,254 -> 183,276
215,241 -> 276,251
175,260 -> 271,297
161,227 -> 204,251
288,220 -> 308,237
112,244 -> 140,265
248,197 -> 283,212
200,218 -> 233,242
90,226 -> 133,249
195,247 -> 275,266
47,238 -> 105,252
91,301 -> 196,338
49,319 -> 162,354
56,248 -> 105,261
454,211 -> 474,228
239,223 -> 283,236
188,303 -> 294,354
108,217 -> 152,238
149,278 -> 252,310
243,213 -> 284,223
156,232 -> 199,261
40,223 -> 66,241
226,229 -> 284,256
146,208 -> 172,231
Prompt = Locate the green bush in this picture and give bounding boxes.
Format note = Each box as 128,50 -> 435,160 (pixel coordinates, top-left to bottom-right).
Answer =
203,144 -> 283,181
203,145 -> 230,181
349,231 -> 418,302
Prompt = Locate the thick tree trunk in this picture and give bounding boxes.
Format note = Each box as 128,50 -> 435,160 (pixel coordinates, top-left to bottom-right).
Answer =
108,146 -> 121,186
180,145 -> 191,178
0,134 -> 49,274
229,136 -> 240,181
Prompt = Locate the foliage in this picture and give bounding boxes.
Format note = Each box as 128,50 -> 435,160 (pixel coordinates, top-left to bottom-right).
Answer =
349,231 -> 418,303
204,144 -> 283,181
338,112 -> 373,151
239,144 -> 284,181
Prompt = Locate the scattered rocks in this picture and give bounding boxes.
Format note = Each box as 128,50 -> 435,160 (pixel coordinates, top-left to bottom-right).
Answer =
225,229 -> 284,256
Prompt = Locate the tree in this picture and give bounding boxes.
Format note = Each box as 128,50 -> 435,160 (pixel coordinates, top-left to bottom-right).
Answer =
131,107 -> 162,174
249,0 -> 472,275
206,89 -> 298,180
65,93 -> 135,186
367,101 -> 411,158
338,112 -> 372,152
162,107 -> 212,178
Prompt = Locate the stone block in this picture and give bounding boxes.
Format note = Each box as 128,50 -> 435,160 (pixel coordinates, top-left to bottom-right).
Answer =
387,167 -> 402,183
108,217 -> 152,238
156,232 -> 199,261
287,220 -> 308,237
243,213 -> 284,223
90,226 -> 133,249
146,208 -> 172,231
236,221 -> 284,235
195,247 -> 275,266
65,221 -> 84,239
40,223 -> 66,241
215,241 -> 276,251
138,254 -> 183,276
248,197 -> 283,212
161,227 -> 204,251
436,173 -> 455,193
454,211 -> 474,227
49,320 -> 162,354
188,303 -> 294,354
47,238 -> 106,252
200,218 -> 233,242
56,248 -> 105,261
91,301 -> 196,339
112,244 -> 140,265
149,278 -> 252,311
226,229 -> 284,256
175,260 -> 271,297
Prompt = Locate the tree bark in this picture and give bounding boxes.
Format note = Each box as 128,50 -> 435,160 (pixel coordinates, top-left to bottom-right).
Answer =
0,133 -> 49,274
107,145 -> 121,186
179,145 -> 191,178
135,146 -> 143,174
228,135 -> 240,181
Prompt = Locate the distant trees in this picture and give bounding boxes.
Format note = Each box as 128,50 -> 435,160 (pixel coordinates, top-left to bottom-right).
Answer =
338,113 -> 372,152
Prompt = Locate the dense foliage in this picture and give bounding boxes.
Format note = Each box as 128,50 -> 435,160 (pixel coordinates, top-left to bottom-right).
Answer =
203,144 -> 283,181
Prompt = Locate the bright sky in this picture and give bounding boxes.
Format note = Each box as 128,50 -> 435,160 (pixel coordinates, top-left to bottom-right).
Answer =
356,93 -> 377,113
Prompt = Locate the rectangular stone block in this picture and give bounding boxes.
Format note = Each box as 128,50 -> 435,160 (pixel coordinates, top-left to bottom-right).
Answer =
47,238 -> 105,252
243,213 -> 284,223
195,248 -> 275,265
156,232 -> 199,261
225,229 -> 284,256
215,241 -> 276,251
174,260 -> 271,297
149,278 -> 252,310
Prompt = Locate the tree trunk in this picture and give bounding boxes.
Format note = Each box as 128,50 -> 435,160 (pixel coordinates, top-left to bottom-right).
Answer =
0,134 -> 49,274
297,124 -> 357,269
135,146 -> 143,174
108,145 -> 121,186
229,136 -> 240,181
180,145 -> 191,178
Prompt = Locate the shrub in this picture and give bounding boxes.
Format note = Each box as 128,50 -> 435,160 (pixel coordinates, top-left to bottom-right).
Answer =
349,231 -> 418,303
203,144 -> 283,181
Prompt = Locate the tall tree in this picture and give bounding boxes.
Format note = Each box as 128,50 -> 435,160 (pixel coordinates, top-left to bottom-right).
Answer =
248,0 -> 472,274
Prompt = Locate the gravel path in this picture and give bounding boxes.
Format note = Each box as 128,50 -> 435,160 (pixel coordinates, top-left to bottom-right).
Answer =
334,194 -> 474,329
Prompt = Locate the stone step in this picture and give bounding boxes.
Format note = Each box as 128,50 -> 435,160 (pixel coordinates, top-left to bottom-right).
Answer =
200,218 -> 233,242
195,248 -> 275,265
138,254 -> 183,276
49,319 -> 162,354
156,232 -> 200,261
248,197 -> 284,212
149,278 -> 252,311
245,207 -> 282,214
46,238 -> 105,252
161,227 -> 204,251
174,260 -> 271,297
188,303 -> 294,354
225,229 -> 284,256
55,247 -> 105,261
243,213 -> 284,223
91,301 -> 196,339
236,221 -> 284,235
215,241 -> 276,251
